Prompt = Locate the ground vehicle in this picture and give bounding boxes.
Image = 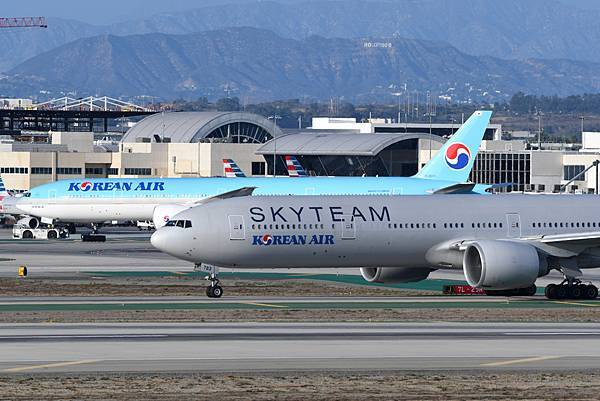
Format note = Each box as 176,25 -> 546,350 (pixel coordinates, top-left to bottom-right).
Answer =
136,220 -> 155,231
12,224 -> 69,240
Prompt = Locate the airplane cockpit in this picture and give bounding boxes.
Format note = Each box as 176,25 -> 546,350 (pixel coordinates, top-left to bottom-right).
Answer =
165,219 -> 193,228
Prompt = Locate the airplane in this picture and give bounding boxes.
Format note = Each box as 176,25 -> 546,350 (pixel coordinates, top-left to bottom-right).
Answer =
223,159 -> 246,177
151,192 -> 600,299
285,155 -> 308,177
6,110 -> 493,231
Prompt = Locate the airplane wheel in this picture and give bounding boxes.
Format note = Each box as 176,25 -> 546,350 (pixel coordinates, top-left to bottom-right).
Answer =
211,285 -> 223,298
22,230 -> 33,239
206,286 -> 213,298
545,284 -> 557,299
585,285 -> 598,300
555,286 -> 567,299
570,285 -> 583,299
524,285 -> 536,296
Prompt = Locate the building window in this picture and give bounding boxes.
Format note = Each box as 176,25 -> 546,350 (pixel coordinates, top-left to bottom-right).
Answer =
564,165 -> 585,181
108,168 -> 119,175
0,167 -> 28,174
31,167 -> 52,175
57,167 -> 82,175
124,168 -> 152,176
85,167 -> 104,175
252,161 -> 266,176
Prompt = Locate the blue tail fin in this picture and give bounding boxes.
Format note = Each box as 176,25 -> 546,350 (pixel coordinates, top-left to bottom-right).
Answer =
414,110 -> 492,182
223,159 -> 246,177
285,155 -> 308,177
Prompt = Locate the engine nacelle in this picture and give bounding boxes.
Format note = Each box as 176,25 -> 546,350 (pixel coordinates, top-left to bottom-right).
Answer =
152,204 -> 190,229
360,267 -> 433,284
17,216 -> 39,229
463,240 -> 549,290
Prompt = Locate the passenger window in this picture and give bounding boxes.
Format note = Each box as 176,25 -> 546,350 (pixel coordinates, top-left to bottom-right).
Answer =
444,223 -> 447,229
472,223 -> 476,228
393,223 -> 397,229
433,223 -> 436,229
461,223 -> 464,228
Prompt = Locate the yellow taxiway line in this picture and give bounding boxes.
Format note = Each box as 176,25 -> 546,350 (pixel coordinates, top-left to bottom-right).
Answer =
2,359 -> 101,373
480,356 -> 561,367
242,302 -> 288,308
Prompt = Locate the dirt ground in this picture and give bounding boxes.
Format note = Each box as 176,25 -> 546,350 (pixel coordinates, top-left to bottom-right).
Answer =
0,276 -> 435,297
1,371 -> 599,400
2,306 -> 598,324
0,277 -> 598,323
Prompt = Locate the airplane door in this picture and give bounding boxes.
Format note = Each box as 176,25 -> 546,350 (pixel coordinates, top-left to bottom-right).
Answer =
341,215 -> 356,240
505,213 -> 521,238
228,215 -> 245,240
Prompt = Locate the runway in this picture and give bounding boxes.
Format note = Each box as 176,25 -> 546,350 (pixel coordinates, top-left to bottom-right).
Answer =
0,322 -> 599,374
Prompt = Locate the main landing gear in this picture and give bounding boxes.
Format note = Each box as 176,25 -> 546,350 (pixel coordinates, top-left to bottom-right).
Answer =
485,285 -> 537,297
545,279 -> 598,300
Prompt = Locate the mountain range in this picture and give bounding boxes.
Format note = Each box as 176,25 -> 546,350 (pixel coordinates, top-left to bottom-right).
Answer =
4,0 -> 600,73
4,27 -> 600,102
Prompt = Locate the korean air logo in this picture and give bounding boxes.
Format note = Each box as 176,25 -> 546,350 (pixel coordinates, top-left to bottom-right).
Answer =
260,234 -> 273,245
80,181 -> 92,191
163,215 -> 170,222
445,143 -> 471,170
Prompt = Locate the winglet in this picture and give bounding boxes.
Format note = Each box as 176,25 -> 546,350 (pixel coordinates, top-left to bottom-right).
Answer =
285,155 -> 308,177
223,159 -> 246,177
415,110 -> 492,182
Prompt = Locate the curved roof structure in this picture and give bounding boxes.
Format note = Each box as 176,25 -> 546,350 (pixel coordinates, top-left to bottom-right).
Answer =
121,111 -> 283,143
256,133 -> 444,156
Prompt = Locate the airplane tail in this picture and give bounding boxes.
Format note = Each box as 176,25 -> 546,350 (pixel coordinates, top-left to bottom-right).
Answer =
285,155 -> 308,177
414,110 -> 492,182
223,159 -> 246,177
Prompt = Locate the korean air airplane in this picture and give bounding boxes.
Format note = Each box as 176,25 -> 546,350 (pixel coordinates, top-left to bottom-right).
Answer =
8,111 -> 493,229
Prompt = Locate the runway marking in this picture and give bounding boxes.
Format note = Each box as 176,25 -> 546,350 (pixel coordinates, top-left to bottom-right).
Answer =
480,356 -> 561,367
2,359 -> 101,373
241,302 -> 288,308
552,301 -> 600,307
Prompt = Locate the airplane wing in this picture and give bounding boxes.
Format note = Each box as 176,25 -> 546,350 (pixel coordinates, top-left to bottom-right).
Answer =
521,231 -> 600,257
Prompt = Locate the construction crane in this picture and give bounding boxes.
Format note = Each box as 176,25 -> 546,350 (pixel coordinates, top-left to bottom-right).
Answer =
0,17 -> 47,29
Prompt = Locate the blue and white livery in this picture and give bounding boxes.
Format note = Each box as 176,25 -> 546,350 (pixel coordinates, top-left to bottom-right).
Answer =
11,111 -> 493,226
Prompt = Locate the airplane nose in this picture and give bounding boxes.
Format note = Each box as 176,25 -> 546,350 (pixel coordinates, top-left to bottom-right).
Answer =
150,230 -> 168,251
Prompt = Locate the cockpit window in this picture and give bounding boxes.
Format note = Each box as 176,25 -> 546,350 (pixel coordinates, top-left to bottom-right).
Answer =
166,220 -> 192,228
23,192 -> 31,197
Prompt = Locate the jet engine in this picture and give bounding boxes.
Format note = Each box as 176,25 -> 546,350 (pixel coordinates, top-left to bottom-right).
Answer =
17,216 -> 39,229
360,267 -> 433,284
152,205 -> 190,229
463,240 -> 549,290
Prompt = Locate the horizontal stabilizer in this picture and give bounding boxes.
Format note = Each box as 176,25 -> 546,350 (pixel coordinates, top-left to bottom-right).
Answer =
192,187 -> 257,206
433,183 -> 476,194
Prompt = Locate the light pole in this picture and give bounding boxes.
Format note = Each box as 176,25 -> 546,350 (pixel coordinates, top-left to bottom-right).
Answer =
268,115 -> 281,176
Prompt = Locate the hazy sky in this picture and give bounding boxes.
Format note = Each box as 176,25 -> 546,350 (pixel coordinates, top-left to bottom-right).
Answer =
3,0 -> 600,25
1,0 -> 240,24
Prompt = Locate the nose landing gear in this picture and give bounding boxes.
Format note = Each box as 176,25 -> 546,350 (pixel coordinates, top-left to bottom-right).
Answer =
205,273 -> 223,298
195,264 -> 223,298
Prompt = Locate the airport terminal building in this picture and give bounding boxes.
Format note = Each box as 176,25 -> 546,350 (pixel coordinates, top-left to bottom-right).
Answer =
0,111 -> 599,194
